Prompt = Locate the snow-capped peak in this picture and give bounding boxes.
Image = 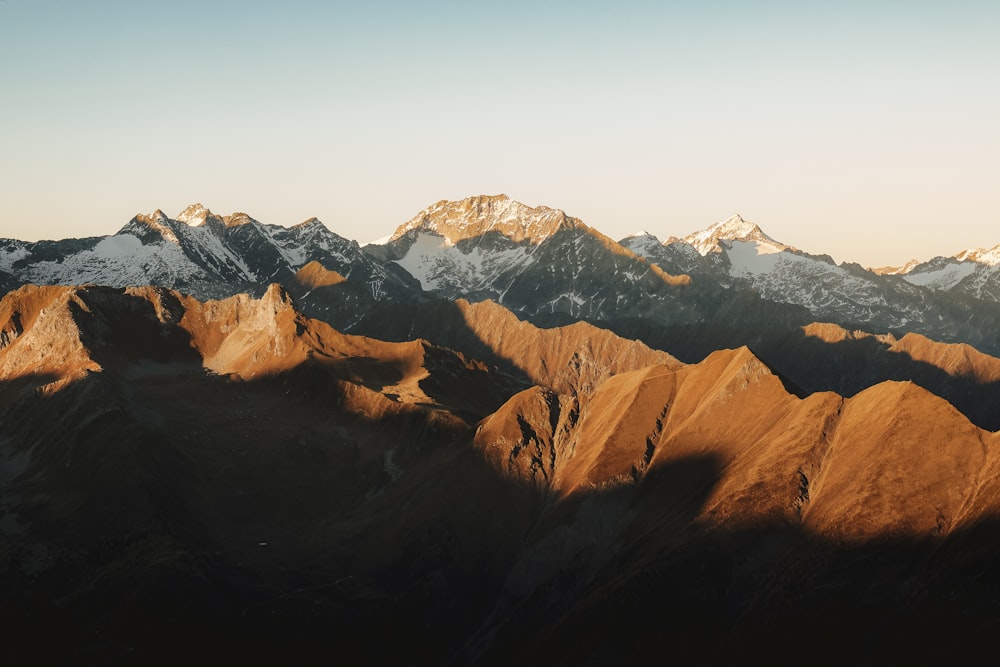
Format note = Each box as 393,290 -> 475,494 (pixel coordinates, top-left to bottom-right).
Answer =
389,194 -> 581,245
176,203 -> 212,226
683,214 -> 784,256
127,209 -> 180,244
956,244 -> 1000,267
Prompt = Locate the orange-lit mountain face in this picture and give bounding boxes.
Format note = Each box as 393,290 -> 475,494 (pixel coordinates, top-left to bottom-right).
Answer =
3,281 -> 1000,663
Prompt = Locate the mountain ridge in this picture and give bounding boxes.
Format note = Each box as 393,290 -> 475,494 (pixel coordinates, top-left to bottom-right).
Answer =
5,195 -> 1000,360
389,194 -> 584,245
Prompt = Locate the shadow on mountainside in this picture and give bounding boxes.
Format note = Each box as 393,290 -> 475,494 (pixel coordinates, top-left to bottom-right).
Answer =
0,364 -> 543,662
0,372 -> 62,404
590,288 -> 813,365
4,360 -> 1000,664
347,297 -> 537,387
503,292 -> 1000,433
348,294 -> 1000,432
65,288 -> 204,371
750,327 -> 1000,431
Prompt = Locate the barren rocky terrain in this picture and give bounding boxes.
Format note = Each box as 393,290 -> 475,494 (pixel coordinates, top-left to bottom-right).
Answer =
3,282 -> 1000,663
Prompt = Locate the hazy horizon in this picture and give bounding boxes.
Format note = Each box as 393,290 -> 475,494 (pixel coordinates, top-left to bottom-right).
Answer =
2,1 -> 998,267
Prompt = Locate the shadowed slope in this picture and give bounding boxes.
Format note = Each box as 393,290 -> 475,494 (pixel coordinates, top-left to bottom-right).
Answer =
752,321 -> 1000,430
353,297 -> 681,397
454,299 -> 681,395
0,284 -> 516,420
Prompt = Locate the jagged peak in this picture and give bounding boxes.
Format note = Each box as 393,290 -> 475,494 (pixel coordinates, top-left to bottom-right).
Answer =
291,216 -> 331,233
955,244 -> 1000,267
125,209 -> 179,244
176,203 -> 215,226
222,212 -> 258,228
138,209 -> 169,224
261,282 -> 296,308
873,247 -> 998,281
390,194 -> 583,245
870,259 -> 921,275
683,214 -> 784,256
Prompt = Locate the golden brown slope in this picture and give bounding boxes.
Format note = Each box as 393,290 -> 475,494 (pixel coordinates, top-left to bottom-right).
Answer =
649,347 -> 844,528
455,298 -> 682,395
890,331 -> 1000,383
474,386 -> 575,488
0,285 -> 101,389
802,380 -> 986,541
475,345 -> 997,541
0,284 -> 512,420
293,260 -> 347,289
757,320 -> 1000,430
802,321 -> 1000,383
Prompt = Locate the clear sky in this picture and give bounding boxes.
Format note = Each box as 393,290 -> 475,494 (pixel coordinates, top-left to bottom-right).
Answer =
1,1 -> 998,267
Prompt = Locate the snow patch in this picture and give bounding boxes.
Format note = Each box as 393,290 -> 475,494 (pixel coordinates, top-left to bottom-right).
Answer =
93,234 -> 143,258
684,214 -> 782,256
726,240 -> 791,274
902,262 -> 976,290
393,232 -> 530,291
178,224 -> 256,280
0,245 -> 30,272
22,235 -> 204,287
957,245 -> 1000,267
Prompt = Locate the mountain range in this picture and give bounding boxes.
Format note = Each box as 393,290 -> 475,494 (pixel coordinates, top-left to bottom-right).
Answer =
5,195 -> 1000,357
4,195 -> 1000,662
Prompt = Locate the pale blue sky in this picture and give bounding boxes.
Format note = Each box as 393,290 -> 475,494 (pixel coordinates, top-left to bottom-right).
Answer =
1,1 -> 998,266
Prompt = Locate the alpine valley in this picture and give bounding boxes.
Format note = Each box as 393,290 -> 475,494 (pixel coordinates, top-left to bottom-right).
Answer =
4,194 -> 1000,663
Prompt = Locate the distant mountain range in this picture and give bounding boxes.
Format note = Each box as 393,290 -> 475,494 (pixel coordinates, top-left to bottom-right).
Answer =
0,202 -> 417,315
4,194 -> 999,357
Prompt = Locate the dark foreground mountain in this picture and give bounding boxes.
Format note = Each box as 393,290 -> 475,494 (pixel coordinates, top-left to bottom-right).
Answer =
4,285 -> 1000,663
